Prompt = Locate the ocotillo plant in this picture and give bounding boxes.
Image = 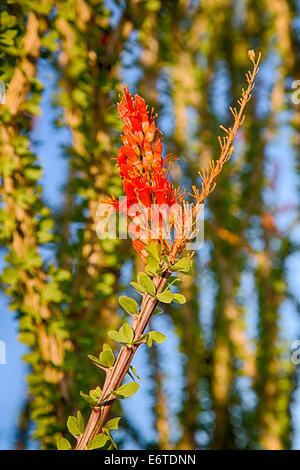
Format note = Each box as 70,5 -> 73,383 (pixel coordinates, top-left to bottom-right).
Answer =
57,50 -> 261,451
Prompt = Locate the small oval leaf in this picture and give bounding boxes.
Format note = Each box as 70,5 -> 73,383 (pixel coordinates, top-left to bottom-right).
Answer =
57,437 -> 72,450
130,281 -> 146,293
146,240 -> 161,261
112,382 -> 140,399
172,293 -> 186,304
104,417 -> 121,430
67,416 -> 81,436
80,391 -> 98,407
77,410 -> 84,434
157,289 -> 173,303
137,272 -> 156,296
171,258 -> 191,273
118,323 -> 134,343
107,330 -> 120,342
119,296 -> 139,315
88,433 -> 110,450
148,331 -> 166,344
99,348 -> 115,368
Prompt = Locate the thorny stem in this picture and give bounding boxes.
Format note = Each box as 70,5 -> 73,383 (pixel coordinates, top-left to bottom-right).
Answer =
75,270 -> 170,450
74,50 -> 261,450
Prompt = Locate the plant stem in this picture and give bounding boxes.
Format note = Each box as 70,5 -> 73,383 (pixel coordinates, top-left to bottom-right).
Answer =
76,271 -> 170,450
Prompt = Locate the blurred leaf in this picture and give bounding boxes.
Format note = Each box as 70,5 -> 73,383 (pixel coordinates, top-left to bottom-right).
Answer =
57,438 -> 71,450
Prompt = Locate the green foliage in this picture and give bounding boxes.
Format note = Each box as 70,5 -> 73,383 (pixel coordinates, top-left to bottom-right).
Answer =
146,240 -> 161,261
112,382 -> 140,399
145,242 -> 163,276
80,386 -> 102,407
57,437 -> 72,450
129,365 -> 144,381
172,293 -> 186,304
104,417 -> 121,430
137,272 -> 156,296
42,281 -> 64,304
88,343 -> 115,368
88,434 -> 110,450
156,289 -> 173,303
170,257 -> 192,275
130,281 -> 147,293
153,306 -> 164,315
146,331 -> 166,347
67,414 -> 84,437
99,344 -> 115,368
108,323 -> 135,344
130,271 -> 157,295
118,296 -> 139,315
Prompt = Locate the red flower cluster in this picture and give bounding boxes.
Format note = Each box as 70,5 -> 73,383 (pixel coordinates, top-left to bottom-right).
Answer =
107,87 -> 181,258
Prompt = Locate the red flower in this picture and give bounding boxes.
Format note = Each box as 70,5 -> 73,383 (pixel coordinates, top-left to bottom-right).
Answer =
106,87 -> 182,258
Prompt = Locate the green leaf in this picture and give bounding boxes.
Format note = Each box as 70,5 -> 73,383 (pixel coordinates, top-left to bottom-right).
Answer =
104,417 -> 121,430
80,387 -> 101,407
168,277 -> 182,287
77,410 -> 84,434
88,433 -> 110,450
147,256 -> 160,272
24,166 -> 42,181
37,220 -> 54,243
119,323 -> 134,343
41,31 -> 59,52
88,354 -> 103,366
118,296 -> 139,315
132,333 -> 148,345
107,330 -> 120,342
137,272 -> 156,296
145,264 -> 155,277
54,269 -> 71,281
57,437 -> 71,450
67,416 -> 81,436
147,331 -> 167,347
42,281 -> 63,304
130,281 -> 146,293
129,365 -> 144,381
19,332 -> 36,346
1,267 -> 18,285
171,257 -> 191,274
89,386 -> 102,401
99,346 -> 115,368
80,391 -> 98,407
157,289 -> 173,303
153,307 -> 164,315
148,331 -> 166,343
112,382 -> 140,399
146,240 -> 161,261
173,293 -> 187,304
108,324 -> 134,344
